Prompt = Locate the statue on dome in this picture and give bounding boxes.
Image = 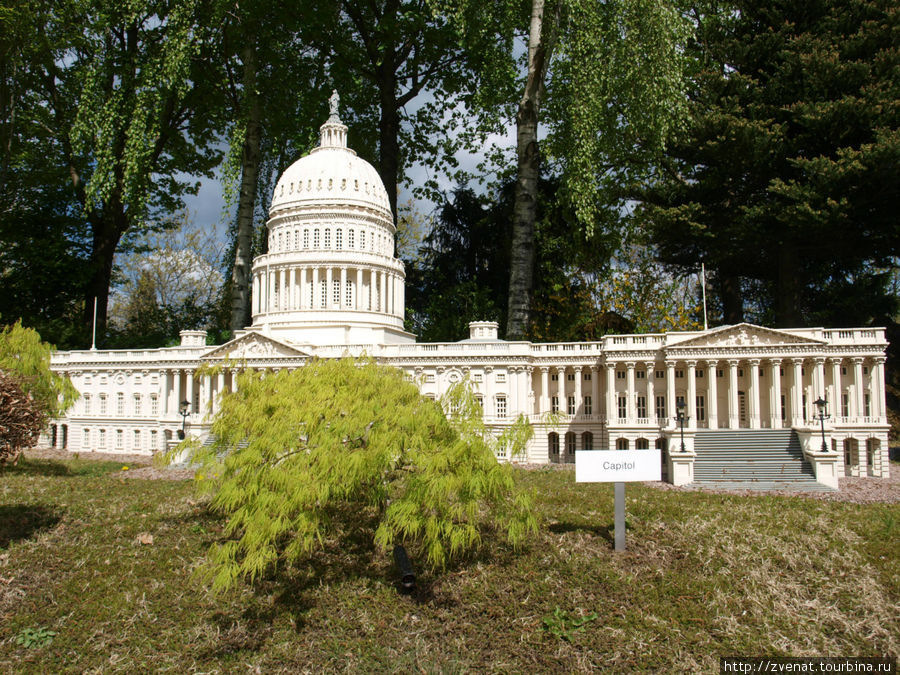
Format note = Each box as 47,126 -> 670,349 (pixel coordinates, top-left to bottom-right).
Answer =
328,90 -> 340,120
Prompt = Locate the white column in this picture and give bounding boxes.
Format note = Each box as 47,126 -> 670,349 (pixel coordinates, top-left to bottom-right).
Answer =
161,369 -> 169,417
813,357 -> 826,404
645,362 -> 655,423
368,270 -> 375,310
202,373 -> 211,416
872,356 -> 886,420
380,271 -> 387,313
830,358 -> 842,419
606,362 -> 617,421
356,268 -> 364,310
770,359 -> 782,429
312,268 -> 320,309
289,268 -> 296,309
216,371 -> 225,413
399,275 -> 405,317
484,366 -> 494,419
556,366 -> 565,415
268,270 -> 275,312
574,366 -> 582,417
540,367 -> 550,414
251,275 -> 258,315
326,267 -> 334,308
728,360 -> 740,429
340,267 -> 347,309
707,360 -> 718,429
185,370 -> 195,415
791,358 -> 804,426
174,369 -> 183,415
852,357 -> 864,420
748,359 -> 760,429
590,366 -> 599,420
625,362 -> 636,422
686,360 -> 697,429
666,360 -> 676,421
280,269 -> 287,309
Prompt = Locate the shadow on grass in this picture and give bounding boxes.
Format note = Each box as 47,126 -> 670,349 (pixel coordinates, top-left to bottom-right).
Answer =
0,503 -> 63,549
3,457 -> 125,478
548,520 -> 614,544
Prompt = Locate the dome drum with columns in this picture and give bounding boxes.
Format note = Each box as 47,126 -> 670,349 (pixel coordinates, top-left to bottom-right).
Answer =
44,94 -> 891,491
249,97 -> 413,346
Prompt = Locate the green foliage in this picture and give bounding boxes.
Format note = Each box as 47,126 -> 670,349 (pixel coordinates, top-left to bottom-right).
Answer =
172,358 -> 538,591
542,606 -> 599,642
0,321 -> 77,417
14,626 -> 57,649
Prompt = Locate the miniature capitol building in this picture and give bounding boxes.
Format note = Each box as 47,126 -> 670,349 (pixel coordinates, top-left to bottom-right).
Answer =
47,102 -> 890,490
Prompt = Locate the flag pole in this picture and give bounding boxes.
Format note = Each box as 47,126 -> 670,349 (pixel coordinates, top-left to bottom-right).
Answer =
701,263 -> 708,331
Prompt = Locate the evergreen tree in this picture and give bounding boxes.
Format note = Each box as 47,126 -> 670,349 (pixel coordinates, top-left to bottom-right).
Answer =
637,0 -> 900,327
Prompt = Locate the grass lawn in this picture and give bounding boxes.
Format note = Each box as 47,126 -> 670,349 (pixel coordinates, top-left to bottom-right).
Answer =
0,457 -> 897,673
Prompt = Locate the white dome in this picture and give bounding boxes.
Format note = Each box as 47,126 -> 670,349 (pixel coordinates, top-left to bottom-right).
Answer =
269,119 -> 391,219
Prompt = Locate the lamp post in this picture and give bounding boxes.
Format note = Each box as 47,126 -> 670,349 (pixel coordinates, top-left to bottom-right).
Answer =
814,397 -> 829,453
178,399 -> 190,440
675,399 -> 688,452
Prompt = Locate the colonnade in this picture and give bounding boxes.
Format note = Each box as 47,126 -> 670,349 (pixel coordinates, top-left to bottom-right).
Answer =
160,367 -> 245,419
528,355 -> 886,430
251,265 -> 404,318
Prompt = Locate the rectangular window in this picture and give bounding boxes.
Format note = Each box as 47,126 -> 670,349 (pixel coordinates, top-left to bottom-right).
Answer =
719,369 -> 725,378
84,394 -> 91,415
345,280 -> 353,306
294,230 -> 299,248
473,373 -> 483,383
150,394 -> 159,416
360,230 -> 366,249
99,394 -> 107,415
617,395 -> 627,420
567,373 -> 575,381
567,396 -> 575,415
98,429 -> 106,449
676,395 -> 685,409
656,370 -> 665,379
332,279 -> 340,305
348,229 -> 355,248
583,396 -> 592,415
675,369 -> 684,378
303,229 -> 309,248
116,429 -> 123,449
496,397 -> 507,418
425,373 -> 435,383
133,394 -> 141,416
551,396 -> 559,413
496,373 -> 506,383
475,395 -> 483,409
841,393 -> 849,417
336,229 -> 343,249
83,428 -> 90,449
616,371 -> 626,379
636,371 -> 645,379
133,429 -> 140,450
781,394 -> 786,421
150,430 -> 157,450
697,369 -> 704,378
864,393 -> 871,417
637,395 -> 647,419
584,371 -> 591,381
320,280 -> 327,308
656,396 -> 666,420
696,395 -> 706,422
313,229 -> 320,248
551,373 -> 559,381
324,229 -> 331,248
802,393 -> 808,422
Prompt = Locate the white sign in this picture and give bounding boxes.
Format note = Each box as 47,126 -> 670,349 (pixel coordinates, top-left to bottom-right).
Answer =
575,449 -> 662,483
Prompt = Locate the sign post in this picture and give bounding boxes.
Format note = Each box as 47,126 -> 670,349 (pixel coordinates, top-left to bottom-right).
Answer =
576,449 -> 661,552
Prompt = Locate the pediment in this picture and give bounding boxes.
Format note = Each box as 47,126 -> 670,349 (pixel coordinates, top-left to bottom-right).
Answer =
201,332 -> 309,360
669,323 -> 825,350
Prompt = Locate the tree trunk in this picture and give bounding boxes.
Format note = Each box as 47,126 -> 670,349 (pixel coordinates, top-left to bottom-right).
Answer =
718,270 -> 744,324
775,244 -> 802,327
230,42 -> 263,332
81,208 -> 126,347
506,0 -> 553,340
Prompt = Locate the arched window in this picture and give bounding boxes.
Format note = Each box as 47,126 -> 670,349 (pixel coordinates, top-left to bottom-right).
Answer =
360,230 -> 366,250
548,432 -> 560,460
313,229 -> 320,248
345,280 -> 354,307
616,438 -> 629,450
655,437 -> 667,451
348,229 -> 355,249
319,280 -> 327,308
303,229 -> 309,248
565,432 -> 576,460
582,431 -> 593,450
635,437 -> 649,449
324,228 -> 331,248
336,229 -> 343,249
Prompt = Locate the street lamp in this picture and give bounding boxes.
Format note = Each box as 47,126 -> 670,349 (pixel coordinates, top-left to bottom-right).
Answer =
814,397 -> 829,453
178,399 -> 190,440
675,399 -> 688,452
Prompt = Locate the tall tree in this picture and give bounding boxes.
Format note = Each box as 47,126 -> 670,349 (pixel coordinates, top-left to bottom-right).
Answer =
637,0 -> 900,327
439,0 -> 690,338
1,0 -> 221,346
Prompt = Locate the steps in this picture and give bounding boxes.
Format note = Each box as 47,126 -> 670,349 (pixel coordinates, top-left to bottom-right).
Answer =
692,429 -> 832,491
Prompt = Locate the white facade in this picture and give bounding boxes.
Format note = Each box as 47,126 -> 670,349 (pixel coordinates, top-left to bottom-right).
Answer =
46,108 -> 890,485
